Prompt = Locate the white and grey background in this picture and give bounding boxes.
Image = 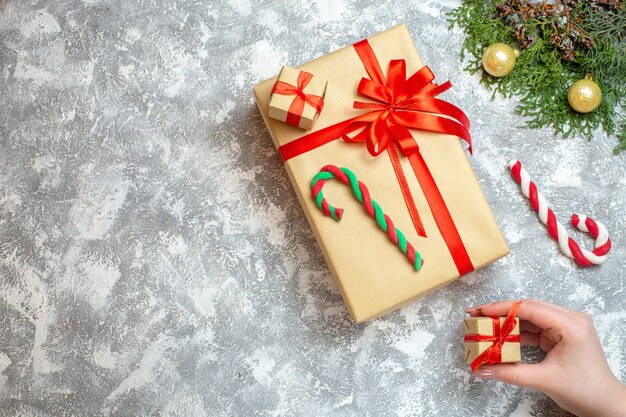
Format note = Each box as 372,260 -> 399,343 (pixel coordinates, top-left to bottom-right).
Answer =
0,0 -> 624,416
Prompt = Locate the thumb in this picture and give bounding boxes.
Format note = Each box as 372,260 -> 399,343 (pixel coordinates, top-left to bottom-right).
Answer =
474,363 -> 549,389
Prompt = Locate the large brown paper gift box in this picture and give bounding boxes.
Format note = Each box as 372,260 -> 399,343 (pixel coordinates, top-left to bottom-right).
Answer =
253,24 -> 509,323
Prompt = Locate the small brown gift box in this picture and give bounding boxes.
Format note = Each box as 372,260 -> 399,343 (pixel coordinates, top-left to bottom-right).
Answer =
268,66 -> 327,130
464,316 -> 521,365
253,24 -> 509,322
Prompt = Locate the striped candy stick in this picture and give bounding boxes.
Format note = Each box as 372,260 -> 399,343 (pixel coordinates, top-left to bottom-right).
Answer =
509,159 -> 611,267
310,165 -> 424,271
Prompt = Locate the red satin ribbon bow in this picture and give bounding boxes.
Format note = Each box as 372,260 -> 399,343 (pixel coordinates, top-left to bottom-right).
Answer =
342,59 -> 472,157
465,301 -> 522,372
272,70 -> 324,127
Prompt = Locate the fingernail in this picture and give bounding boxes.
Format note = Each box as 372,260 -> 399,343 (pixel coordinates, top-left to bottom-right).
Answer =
465,303 -> 492,312
474,369 -> 495,379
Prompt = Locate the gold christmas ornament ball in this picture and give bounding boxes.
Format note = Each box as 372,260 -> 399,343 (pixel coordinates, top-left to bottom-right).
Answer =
482,43 -> 519,77
567,75 -> 602,113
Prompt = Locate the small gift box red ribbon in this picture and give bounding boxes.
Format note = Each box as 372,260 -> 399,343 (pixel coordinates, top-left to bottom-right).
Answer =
464,301 -> 522,372
271,70 -> 325,127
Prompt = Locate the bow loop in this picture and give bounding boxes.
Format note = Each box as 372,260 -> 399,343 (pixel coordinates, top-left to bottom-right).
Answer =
402,66 -> 436,99
388,124 -> 419,156
370,115 -> 393,156
342,111 -> 383,144
271,80 -> 300,96
357,78 -> 393,104
342,60 -> 471,157
387,60 -> 407,97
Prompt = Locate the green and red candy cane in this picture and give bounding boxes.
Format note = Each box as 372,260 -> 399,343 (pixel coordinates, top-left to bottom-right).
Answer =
311,165 -> 424,271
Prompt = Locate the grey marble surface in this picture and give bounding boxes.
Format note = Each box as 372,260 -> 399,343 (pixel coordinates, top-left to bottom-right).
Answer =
0,1 -> 625,416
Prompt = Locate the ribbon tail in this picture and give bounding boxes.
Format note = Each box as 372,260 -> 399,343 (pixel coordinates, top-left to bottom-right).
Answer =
470,343 -> 503,372
286,96 -> 306,127
387,144 -> 427,238
405,99 -> 472,153
407,151 -> 474,275
391,111 -> 471,151
306,95 -> 325,114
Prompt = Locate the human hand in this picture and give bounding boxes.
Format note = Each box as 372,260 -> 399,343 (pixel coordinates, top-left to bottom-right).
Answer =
465,299 -> 626,417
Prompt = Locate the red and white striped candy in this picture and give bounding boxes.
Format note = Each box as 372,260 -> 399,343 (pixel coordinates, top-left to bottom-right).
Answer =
509,159 -> 611,267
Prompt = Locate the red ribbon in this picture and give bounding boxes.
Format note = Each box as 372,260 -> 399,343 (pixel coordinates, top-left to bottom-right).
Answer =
465,301 -> 522,372
277,38 -> 475,275
272,70 -> 324,127
343,41 -> 472,157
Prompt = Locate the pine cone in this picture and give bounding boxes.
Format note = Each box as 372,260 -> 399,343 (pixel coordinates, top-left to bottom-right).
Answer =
580,34 -> 593,48
514,23 -> 526,40
519,35 -> 534,49
550,33 -> 563,45
496,3 -> 515,17
495,0 -> 602,58
563,49 -> 577,60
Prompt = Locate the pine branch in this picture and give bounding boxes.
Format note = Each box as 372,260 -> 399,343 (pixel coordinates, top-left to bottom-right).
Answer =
448,0 -> 626,155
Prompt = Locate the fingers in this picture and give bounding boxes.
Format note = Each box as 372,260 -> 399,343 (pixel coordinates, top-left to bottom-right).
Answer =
520,331 -> 540,347
529,299 -> 573,314
467,299 -> 565,331
473,363 -> 550,390
467,299 -> 573,317
520,320 -> 542,333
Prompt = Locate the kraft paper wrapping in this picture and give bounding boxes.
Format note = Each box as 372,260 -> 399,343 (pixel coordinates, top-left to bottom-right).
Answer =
464,317 -> 521,364
253,24 -> 509,323
268,66 -> 327,130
